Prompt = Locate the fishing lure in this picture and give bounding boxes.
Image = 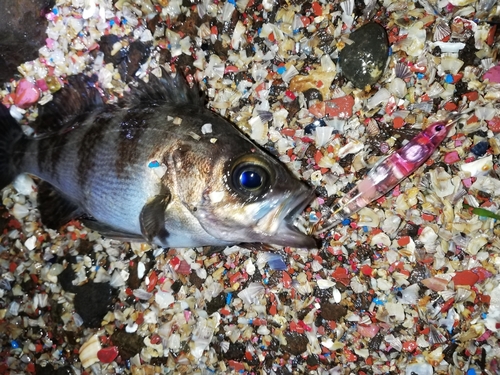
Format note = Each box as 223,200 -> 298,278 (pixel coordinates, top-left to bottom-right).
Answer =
315,114 -> 463,234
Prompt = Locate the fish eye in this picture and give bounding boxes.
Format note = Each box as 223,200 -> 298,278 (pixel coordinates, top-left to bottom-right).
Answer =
239,170 -> 263,190
231,157 -> 272,197
435,125 -> 444,132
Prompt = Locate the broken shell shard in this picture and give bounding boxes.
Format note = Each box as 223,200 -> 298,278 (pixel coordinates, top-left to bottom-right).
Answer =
79,334 -> 102,368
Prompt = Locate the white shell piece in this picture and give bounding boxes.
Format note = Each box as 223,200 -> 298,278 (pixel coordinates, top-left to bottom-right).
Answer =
460,155 -> 493,177
430,41 -> 466,53
470,176 -> 500,197
316,278 -> 336,289
201,123 -> 213,134
388,77 -> 407,98
13,174 -> 36,196
337,140 -> 364,159
357,207 -> 380,228
79,334 -> 102,368
366,88 -> 391,108
370,232 -> 391,247
465,235 -> 488,255
314,126 -> 334,148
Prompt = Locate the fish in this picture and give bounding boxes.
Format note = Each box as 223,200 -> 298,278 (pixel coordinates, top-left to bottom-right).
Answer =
314,115 -> 463,233
0,69 -> 317,249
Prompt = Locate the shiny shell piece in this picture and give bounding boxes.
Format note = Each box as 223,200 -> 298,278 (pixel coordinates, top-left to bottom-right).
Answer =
433,19 -> 451,41
388,77 -> 407,98
395,62 -> 412,80
79,334 -> 102,368
460,155 -> 493,177
339,22 -> 389,89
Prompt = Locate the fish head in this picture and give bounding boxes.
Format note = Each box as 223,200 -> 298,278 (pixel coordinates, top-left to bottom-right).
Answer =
175,140 -> 317,248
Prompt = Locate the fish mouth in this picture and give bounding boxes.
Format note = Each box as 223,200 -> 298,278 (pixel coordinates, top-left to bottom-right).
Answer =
257,187 -> 317,248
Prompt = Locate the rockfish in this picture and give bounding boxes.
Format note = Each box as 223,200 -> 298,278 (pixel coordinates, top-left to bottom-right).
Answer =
0,70 -> 316,248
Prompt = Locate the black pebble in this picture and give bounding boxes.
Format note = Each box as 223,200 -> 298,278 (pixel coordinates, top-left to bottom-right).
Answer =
282,332 -> 308,356
73,282 -> 113,328
205,293 -> 226,315
110,330 -> 145,360
320,301 -> 348,321
339,22 -> 389,89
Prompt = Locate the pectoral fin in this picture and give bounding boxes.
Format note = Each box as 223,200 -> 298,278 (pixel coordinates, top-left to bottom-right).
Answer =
139,192 -> 171,245
81,219 -> 144,242
37,181 -> 83,229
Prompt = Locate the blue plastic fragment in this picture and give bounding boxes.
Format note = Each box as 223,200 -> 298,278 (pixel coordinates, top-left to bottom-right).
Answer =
417,73 -> 425,79
481,312 -> 488,319
52,8 -> 58,15
11,340 -> 19,349
266,253 -> 287,271
148,160 -> 160,168
362,226 -> 369,233
466,369 -> 476,375
226,292 -> 233,305
373,297 -> 385,306
109,19 -> 115,26
277,66 -> 286,75
470,141 -> 489,157
228,0 -> 236,4
309,212 -> 319,223
445,74 -> 454,83
341,218 -> 351,226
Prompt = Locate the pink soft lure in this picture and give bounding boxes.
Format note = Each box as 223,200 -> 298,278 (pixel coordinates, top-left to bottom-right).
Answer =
315,114 -> 463,234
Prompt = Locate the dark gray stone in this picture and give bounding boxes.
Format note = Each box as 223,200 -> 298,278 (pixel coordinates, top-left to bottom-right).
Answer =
0,0 -> 54,82
339,22 -> 389,89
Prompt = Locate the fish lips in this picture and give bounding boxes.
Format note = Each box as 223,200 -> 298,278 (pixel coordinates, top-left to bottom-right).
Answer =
271,187 -> 318,248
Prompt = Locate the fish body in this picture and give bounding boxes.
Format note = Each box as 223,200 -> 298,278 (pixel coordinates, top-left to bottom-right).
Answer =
0,71 -> 316,248
316,117 -> 457,233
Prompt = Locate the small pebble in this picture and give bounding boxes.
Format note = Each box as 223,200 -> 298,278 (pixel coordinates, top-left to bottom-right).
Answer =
339,22 -> 389,89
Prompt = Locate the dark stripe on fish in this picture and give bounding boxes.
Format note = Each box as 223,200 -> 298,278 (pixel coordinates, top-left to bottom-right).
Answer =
115,108 -> 152,177
12,137 -> 29,172
37,132 -> 70,178
77,116 -> 109,190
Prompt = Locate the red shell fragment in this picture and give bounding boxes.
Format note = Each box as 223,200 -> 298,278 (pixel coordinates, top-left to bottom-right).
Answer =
402,341 -> 417,353
309,96 -> 354,119
97,346 -> 119,363
453,270 -> 479,286
487,117 -> 500,133
444,151 -> 461,164
331,267 -> 351,285
282,271 -> 292,288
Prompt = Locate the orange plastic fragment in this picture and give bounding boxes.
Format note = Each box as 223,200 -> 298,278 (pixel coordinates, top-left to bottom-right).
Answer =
393,116 -> 405,129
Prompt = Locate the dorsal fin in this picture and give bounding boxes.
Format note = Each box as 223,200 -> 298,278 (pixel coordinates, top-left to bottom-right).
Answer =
33,74 -> 105,135
34,69 -> 203,135
126,68 -> 205,109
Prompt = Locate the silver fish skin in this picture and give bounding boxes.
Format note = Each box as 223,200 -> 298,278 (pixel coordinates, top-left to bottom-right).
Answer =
0,70 -> 317,248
